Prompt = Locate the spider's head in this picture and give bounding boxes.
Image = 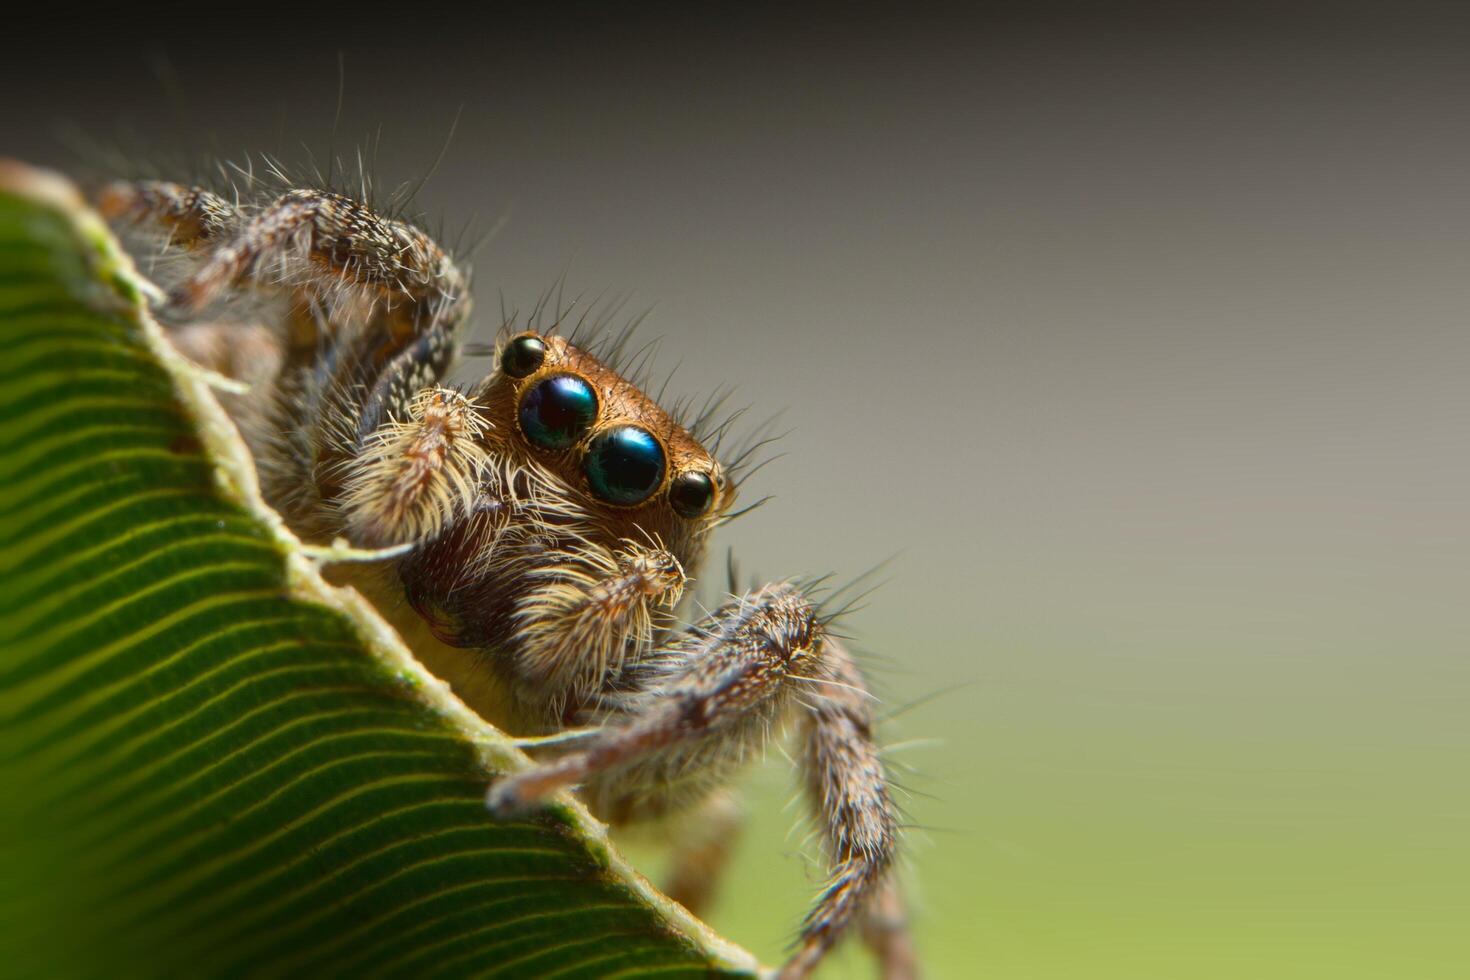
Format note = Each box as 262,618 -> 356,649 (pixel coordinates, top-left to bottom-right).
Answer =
393,330 -> 736,669
480,331 -> 731,547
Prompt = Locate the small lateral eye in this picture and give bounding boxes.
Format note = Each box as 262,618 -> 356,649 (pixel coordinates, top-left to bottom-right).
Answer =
519,374 -> 598,449
668,470 -> 715,519
501,334 -> 546,378
584,426 -> 666,505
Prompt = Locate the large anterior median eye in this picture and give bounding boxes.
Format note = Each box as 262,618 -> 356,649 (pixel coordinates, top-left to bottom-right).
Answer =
519,374 -> 598,449
584,426 -> 666,505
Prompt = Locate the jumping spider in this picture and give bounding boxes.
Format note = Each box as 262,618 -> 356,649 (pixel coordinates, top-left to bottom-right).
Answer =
96,177 -> 916,978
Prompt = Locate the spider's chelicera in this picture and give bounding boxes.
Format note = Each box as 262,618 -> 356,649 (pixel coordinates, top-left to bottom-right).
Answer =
98,177 -> 915,979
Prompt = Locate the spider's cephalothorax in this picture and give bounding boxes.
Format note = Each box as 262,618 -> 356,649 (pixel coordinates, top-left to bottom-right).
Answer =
98,177 -> 917,979
381,331 -> 731,729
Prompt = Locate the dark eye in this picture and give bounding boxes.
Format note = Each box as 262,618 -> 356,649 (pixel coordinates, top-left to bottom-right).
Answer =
668,470 -> 715,518
519,374 -> 598,449
584,426 -> 666,505
501,334 -> 546,378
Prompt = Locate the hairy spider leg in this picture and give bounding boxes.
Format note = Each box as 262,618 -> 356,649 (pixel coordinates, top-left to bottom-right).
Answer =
95,180 -> 478,542
485,582 -> 907,980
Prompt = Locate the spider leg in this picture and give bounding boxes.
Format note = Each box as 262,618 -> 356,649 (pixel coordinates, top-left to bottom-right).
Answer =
100,183 -> 478,541
861,877 -> 921,980
788,637 -> 909,979
484,582 -> 821,819
166,188 -> 469,331
94,180 -> 256,369
661,789 -> 744,917
280,306 -> 472,542
485,582 -> 907,978
95,179 -> 239,249
511,727 -> 606,751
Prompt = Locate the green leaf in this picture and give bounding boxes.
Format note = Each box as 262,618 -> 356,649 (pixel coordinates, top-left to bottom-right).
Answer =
0,162 -> 759,980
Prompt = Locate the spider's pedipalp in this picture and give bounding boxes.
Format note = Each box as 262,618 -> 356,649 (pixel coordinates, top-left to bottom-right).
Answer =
513,538 -> 686,715
338,386 -> 490,547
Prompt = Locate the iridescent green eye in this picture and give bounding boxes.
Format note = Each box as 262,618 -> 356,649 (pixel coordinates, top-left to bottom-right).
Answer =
584,426 -> 665,505
668,470 -> 715,518
501,334 -> 546,378
519,374 -> 597,449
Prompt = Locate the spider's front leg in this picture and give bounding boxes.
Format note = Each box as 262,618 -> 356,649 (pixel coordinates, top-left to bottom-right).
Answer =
166,187 -> 469,333
487,583 -> 911,979
99,179 -> 479,541
96,178 -> 469,393
96,179 -> 241,248
166,186 -> 472,436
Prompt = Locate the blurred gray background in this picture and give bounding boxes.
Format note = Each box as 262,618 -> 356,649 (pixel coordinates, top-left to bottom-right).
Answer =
8,4 -> 1469,976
